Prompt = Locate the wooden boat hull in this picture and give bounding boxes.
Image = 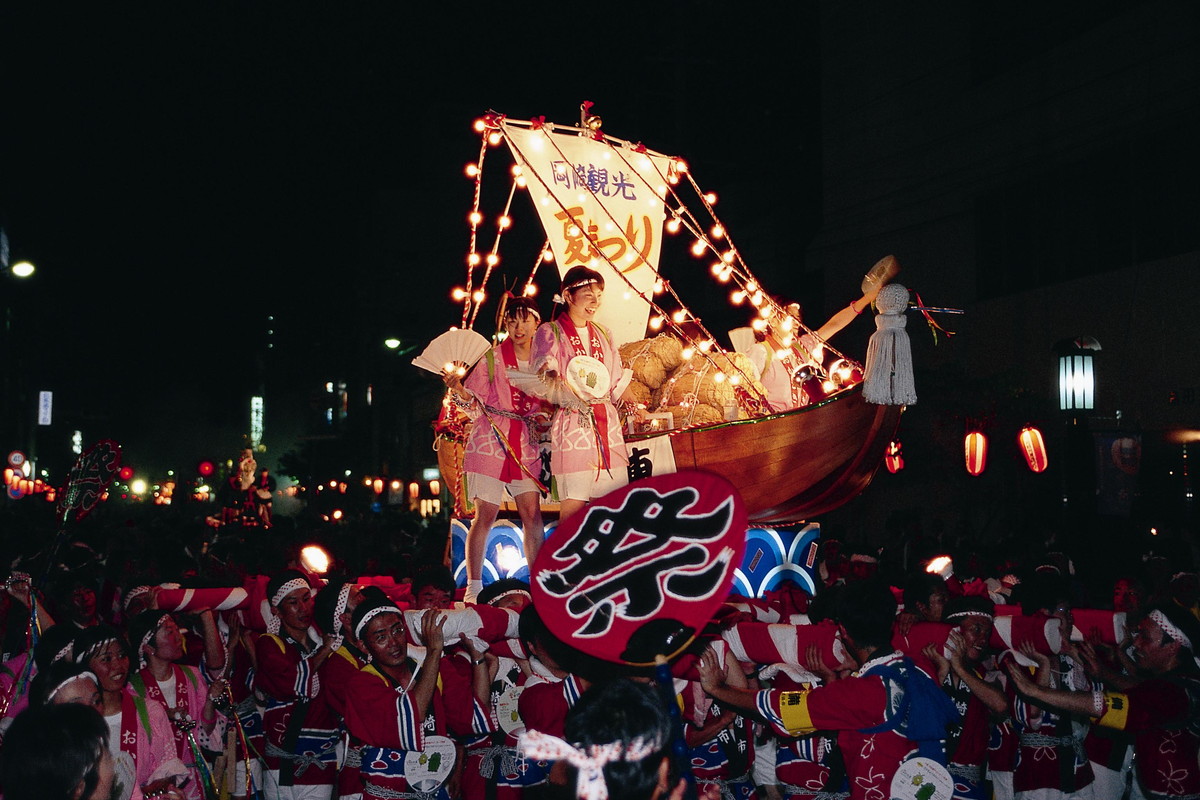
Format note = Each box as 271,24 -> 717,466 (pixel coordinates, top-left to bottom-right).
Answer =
639,386 -> 903,524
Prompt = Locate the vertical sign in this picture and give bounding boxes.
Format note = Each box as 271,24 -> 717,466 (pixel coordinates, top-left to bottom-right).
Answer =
250,396 -> 264,448
38,391 -> 53,426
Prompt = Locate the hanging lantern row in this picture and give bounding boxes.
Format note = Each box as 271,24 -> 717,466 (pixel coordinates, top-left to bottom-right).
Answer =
961,426 -> 1049,476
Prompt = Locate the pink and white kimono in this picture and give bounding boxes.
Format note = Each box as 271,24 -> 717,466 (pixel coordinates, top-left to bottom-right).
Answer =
530,317 -> 631,497
460,337 -> 552,494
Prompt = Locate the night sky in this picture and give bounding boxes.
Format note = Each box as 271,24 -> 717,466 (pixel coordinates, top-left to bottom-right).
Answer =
1,5 -> 821,475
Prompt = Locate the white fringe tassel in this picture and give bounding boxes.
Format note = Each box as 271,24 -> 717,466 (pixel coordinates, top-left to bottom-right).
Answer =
863,283 -> 917,405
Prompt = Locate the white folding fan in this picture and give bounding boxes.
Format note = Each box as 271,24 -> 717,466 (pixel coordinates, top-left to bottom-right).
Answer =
412,328 -> 491,377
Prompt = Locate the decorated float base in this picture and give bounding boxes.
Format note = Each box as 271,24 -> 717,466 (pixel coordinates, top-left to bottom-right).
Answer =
448,517 -> 822,600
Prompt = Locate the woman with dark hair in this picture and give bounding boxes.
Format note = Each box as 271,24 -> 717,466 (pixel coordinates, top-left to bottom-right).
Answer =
128,610 -> 223,800
74,624 -> 188,800
531,266 -> 639,520
1,702 -> 115,800
446,294 -> 552,604
28,658 -> 101,710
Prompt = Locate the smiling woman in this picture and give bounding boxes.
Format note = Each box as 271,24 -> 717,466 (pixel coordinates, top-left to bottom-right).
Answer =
72,625 -> 189,800
532,266 -> 641,522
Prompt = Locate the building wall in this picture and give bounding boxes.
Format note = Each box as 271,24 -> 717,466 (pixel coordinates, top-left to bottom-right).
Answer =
807,0 -> 1200,561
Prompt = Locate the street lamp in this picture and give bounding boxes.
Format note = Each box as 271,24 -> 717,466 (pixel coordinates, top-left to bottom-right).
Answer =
1055,336 -> 1101,412
8,261 -> 34,279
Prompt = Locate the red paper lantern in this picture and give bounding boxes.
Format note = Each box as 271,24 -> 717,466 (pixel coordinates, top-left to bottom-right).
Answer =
964,432 -> 988,476
1019,426 -> 1049,472
885,440 -> 904,473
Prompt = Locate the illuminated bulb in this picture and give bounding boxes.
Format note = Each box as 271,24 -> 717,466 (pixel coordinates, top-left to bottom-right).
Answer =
718,268 -> 733,283
781,316 -> 794,331
485,253 -> 499,266
474,119 -> 486,132
722,250 -> 735,264
467,253 -> 481,266
653,279 -> 664,294
666,218 -> 681,234
710,262 -> 723,277
714,372 -> 726,383
775,349 -> 789,359
472,290 -> 485,303
676,160 -> 689,174
523,284 -> 538,296
730,375 -> 741,385
451,287 -> 467,300
711,224 -> 725,239
681,346 -> 695,360
781,335 -> 794,347
487,132 -> 502,145
699,339 -> 714,351
672,309 -> 687,324
731,290 -> 746,304
690,240 -> 706,257
751,318 -> 768,332
542,250 -> 554,262
465,163 -> 480,178
443,361 -> 455,373
704,192 -> 718,205
751,292 -> 764,307
568,225 -> 581,237
746,281 -> 758,293
498,216 -> 512,230
468,211 -> 483,226
511,165 -> 523,177
515,176 -> 527,188
759,306 -> 772,319
811,344 -> 825,361
823,380 -> 836,393
649,315 -> 664,331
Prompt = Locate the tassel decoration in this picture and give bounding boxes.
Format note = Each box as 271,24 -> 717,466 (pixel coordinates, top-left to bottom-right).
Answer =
863,284 -> 917,405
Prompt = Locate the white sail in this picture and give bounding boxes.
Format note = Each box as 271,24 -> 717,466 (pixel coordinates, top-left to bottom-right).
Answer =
500,122 -> 675,347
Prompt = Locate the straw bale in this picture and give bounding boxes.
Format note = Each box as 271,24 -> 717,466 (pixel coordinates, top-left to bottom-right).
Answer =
619,339 -> 668,388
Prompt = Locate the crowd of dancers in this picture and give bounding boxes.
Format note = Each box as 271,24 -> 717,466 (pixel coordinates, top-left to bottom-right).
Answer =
0,532 -> 1197,800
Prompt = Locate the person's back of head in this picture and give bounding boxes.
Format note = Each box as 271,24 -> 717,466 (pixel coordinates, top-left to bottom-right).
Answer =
1,703 -> 111,800
835,577 -> 898,652
561,678 -> 673,800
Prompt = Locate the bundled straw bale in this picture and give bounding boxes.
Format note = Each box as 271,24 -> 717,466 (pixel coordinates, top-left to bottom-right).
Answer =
619,339 -> 668,389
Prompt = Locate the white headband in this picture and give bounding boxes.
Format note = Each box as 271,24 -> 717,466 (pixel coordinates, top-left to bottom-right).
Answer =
328,584 -> 354,651
517,730 -> 661,800
354,604 -> 403,641
137,613 -> 171,669
945,610 -> 994,621
47,671 -> 98,704
271,578 -> 310,608
123,585 -> 152,611
486,589 -> 532,606
1148,609 -> 1193,651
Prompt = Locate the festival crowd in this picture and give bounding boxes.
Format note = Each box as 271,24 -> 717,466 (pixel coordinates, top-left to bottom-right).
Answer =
1,266 -> 1198,800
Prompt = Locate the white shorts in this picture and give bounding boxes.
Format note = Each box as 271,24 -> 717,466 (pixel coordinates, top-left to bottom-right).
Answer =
467,472 -> 541,506
556,468 -> 629,502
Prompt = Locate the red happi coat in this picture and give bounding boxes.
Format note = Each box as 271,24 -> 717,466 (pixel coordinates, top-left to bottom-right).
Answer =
516,671 -> 583,738
319,644 -> 369,799
760,651 -> 920,800
1009,654 -> 1094,794
1095,674 -> 1200,799
341,657 -> 461,800
254,632 -> 340,788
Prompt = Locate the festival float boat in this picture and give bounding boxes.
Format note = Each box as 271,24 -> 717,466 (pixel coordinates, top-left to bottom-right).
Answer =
427,105 -> 907,524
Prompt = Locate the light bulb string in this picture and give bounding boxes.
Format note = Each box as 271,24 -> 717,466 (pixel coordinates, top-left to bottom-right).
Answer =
467,179 -> 520,330
462,131 -> 492,328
